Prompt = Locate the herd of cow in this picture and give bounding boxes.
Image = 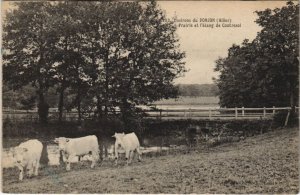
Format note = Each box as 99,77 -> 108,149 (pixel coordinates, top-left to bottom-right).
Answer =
9,132 -> 142,181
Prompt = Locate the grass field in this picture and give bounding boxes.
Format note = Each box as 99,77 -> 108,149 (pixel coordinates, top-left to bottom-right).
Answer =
153,96 -> 219,105
2,127 -> 298,193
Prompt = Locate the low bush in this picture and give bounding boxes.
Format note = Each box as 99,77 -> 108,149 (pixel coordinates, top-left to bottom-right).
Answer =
3,117 -> 276,147
273,110 -> 299,127
2,117 -> 124,138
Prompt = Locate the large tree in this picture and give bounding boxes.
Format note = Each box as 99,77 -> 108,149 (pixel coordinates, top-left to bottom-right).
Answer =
214,1 -> 299,108
106,2 -> 186,128
51,2 -> 80,122
76,1 -> 186,125
3,2 -> 58,123
3,1 -> 186,125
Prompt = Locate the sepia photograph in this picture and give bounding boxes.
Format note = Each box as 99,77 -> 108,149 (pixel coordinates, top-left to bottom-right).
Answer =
1,0 -> 299,193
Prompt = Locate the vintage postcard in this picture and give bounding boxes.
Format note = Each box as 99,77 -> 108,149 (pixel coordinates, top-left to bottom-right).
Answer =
1,0 -> 299,193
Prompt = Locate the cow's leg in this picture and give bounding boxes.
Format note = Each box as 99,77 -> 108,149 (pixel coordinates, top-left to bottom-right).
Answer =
66,161 -> 71,171
114,151 -> 118,166
66,157 -> 71,171
63,153 -> 71,171
125,150 -> 130,165
27,163 -> 34,177
30,162 -> 36,177
114,157 -> 118,166
129,151 -> 135,164
90,159 -> 95,168
19,169 -> 24,181
114,147 -> 119,166
136,147 -> 142,162
90,151 -> 98,168
17,165 -> 24,181
34,160 -> 40,176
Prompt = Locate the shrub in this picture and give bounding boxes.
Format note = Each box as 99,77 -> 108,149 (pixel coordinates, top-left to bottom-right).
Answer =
273,110 -> 299,127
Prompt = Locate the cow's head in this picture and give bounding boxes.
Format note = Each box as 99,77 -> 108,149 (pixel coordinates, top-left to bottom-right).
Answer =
12,146 -> 28,165
112,132 -> 125,148
54,137 -> 70,151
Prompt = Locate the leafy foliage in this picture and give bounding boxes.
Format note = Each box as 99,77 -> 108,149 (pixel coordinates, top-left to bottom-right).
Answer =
2,2 -> 186,125
214,2 -> 299,108
3,84 -> 36,110
177,84 -> 218,97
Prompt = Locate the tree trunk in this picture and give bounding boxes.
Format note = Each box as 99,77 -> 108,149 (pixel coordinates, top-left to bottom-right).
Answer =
77,89 -> 81,122
290,80 -> 295,104
58,81 -> 65,122
104,50 -> 109,116
121,97 -> 131,131
290,91 -> 294,108
38,90 -> 49,124
77,102 -> 81,122
289,84 -> 297,120
96,95 -> 103,120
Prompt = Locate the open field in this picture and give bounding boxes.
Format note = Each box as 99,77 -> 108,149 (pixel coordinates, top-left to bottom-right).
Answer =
3,96 -> 220,122
2,127 -> 299,193
153,96 -> 219,106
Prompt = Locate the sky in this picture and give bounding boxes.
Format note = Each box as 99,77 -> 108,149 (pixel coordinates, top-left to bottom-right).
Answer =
158,1 -> 287,84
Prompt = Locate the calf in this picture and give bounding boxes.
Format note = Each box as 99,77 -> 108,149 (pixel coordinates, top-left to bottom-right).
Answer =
12,139 -> 43,181
54,135 -> 99,171
112,132 -> 142,165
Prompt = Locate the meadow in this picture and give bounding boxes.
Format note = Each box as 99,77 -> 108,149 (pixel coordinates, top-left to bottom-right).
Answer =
2,127 -> 298,193
153,96 -> 219,106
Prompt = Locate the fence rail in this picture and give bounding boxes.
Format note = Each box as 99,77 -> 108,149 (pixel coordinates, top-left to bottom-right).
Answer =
145,107 -> 297,120
2,106 -> 298,122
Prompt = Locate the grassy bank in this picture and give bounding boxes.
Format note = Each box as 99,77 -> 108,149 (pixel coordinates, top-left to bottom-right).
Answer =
2,127 -> 298,193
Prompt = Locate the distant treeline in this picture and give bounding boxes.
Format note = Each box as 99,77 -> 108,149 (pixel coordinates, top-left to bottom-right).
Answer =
177,84 -> 218,97
3,83 -> 219,110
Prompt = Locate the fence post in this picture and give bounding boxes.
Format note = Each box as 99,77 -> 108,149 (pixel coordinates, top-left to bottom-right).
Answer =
263,107 -> 266,117
209,108 -> 212,119
235,107 -> 238,119
272,106 -> 275,115
284,109 -> 291,126
159,110 -> 162,120
242,107 -> 245,116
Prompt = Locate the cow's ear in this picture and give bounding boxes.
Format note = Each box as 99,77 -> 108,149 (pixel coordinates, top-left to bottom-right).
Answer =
112,135 -> 115,138
23,148 -> 28,152
66,139 -> 70,142
54,138 -> 58,143
122,132 -> 125,135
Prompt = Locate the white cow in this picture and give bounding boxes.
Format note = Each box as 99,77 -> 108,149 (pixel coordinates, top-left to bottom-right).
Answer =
112,132 -> 142,165
54,135 -> 99,171
12,139 -> 43,181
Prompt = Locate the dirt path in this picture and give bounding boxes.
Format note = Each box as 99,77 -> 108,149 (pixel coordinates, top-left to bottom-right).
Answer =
2,127 -> 299,193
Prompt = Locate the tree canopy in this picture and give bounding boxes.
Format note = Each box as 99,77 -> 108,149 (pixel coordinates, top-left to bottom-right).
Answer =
2,1 -> 186,123
214,1 -> 299,108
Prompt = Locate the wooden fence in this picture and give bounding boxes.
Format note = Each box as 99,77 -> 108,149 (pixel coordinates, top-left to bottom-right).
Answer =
2,106 -> 298,122
145,107 -> 299,123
